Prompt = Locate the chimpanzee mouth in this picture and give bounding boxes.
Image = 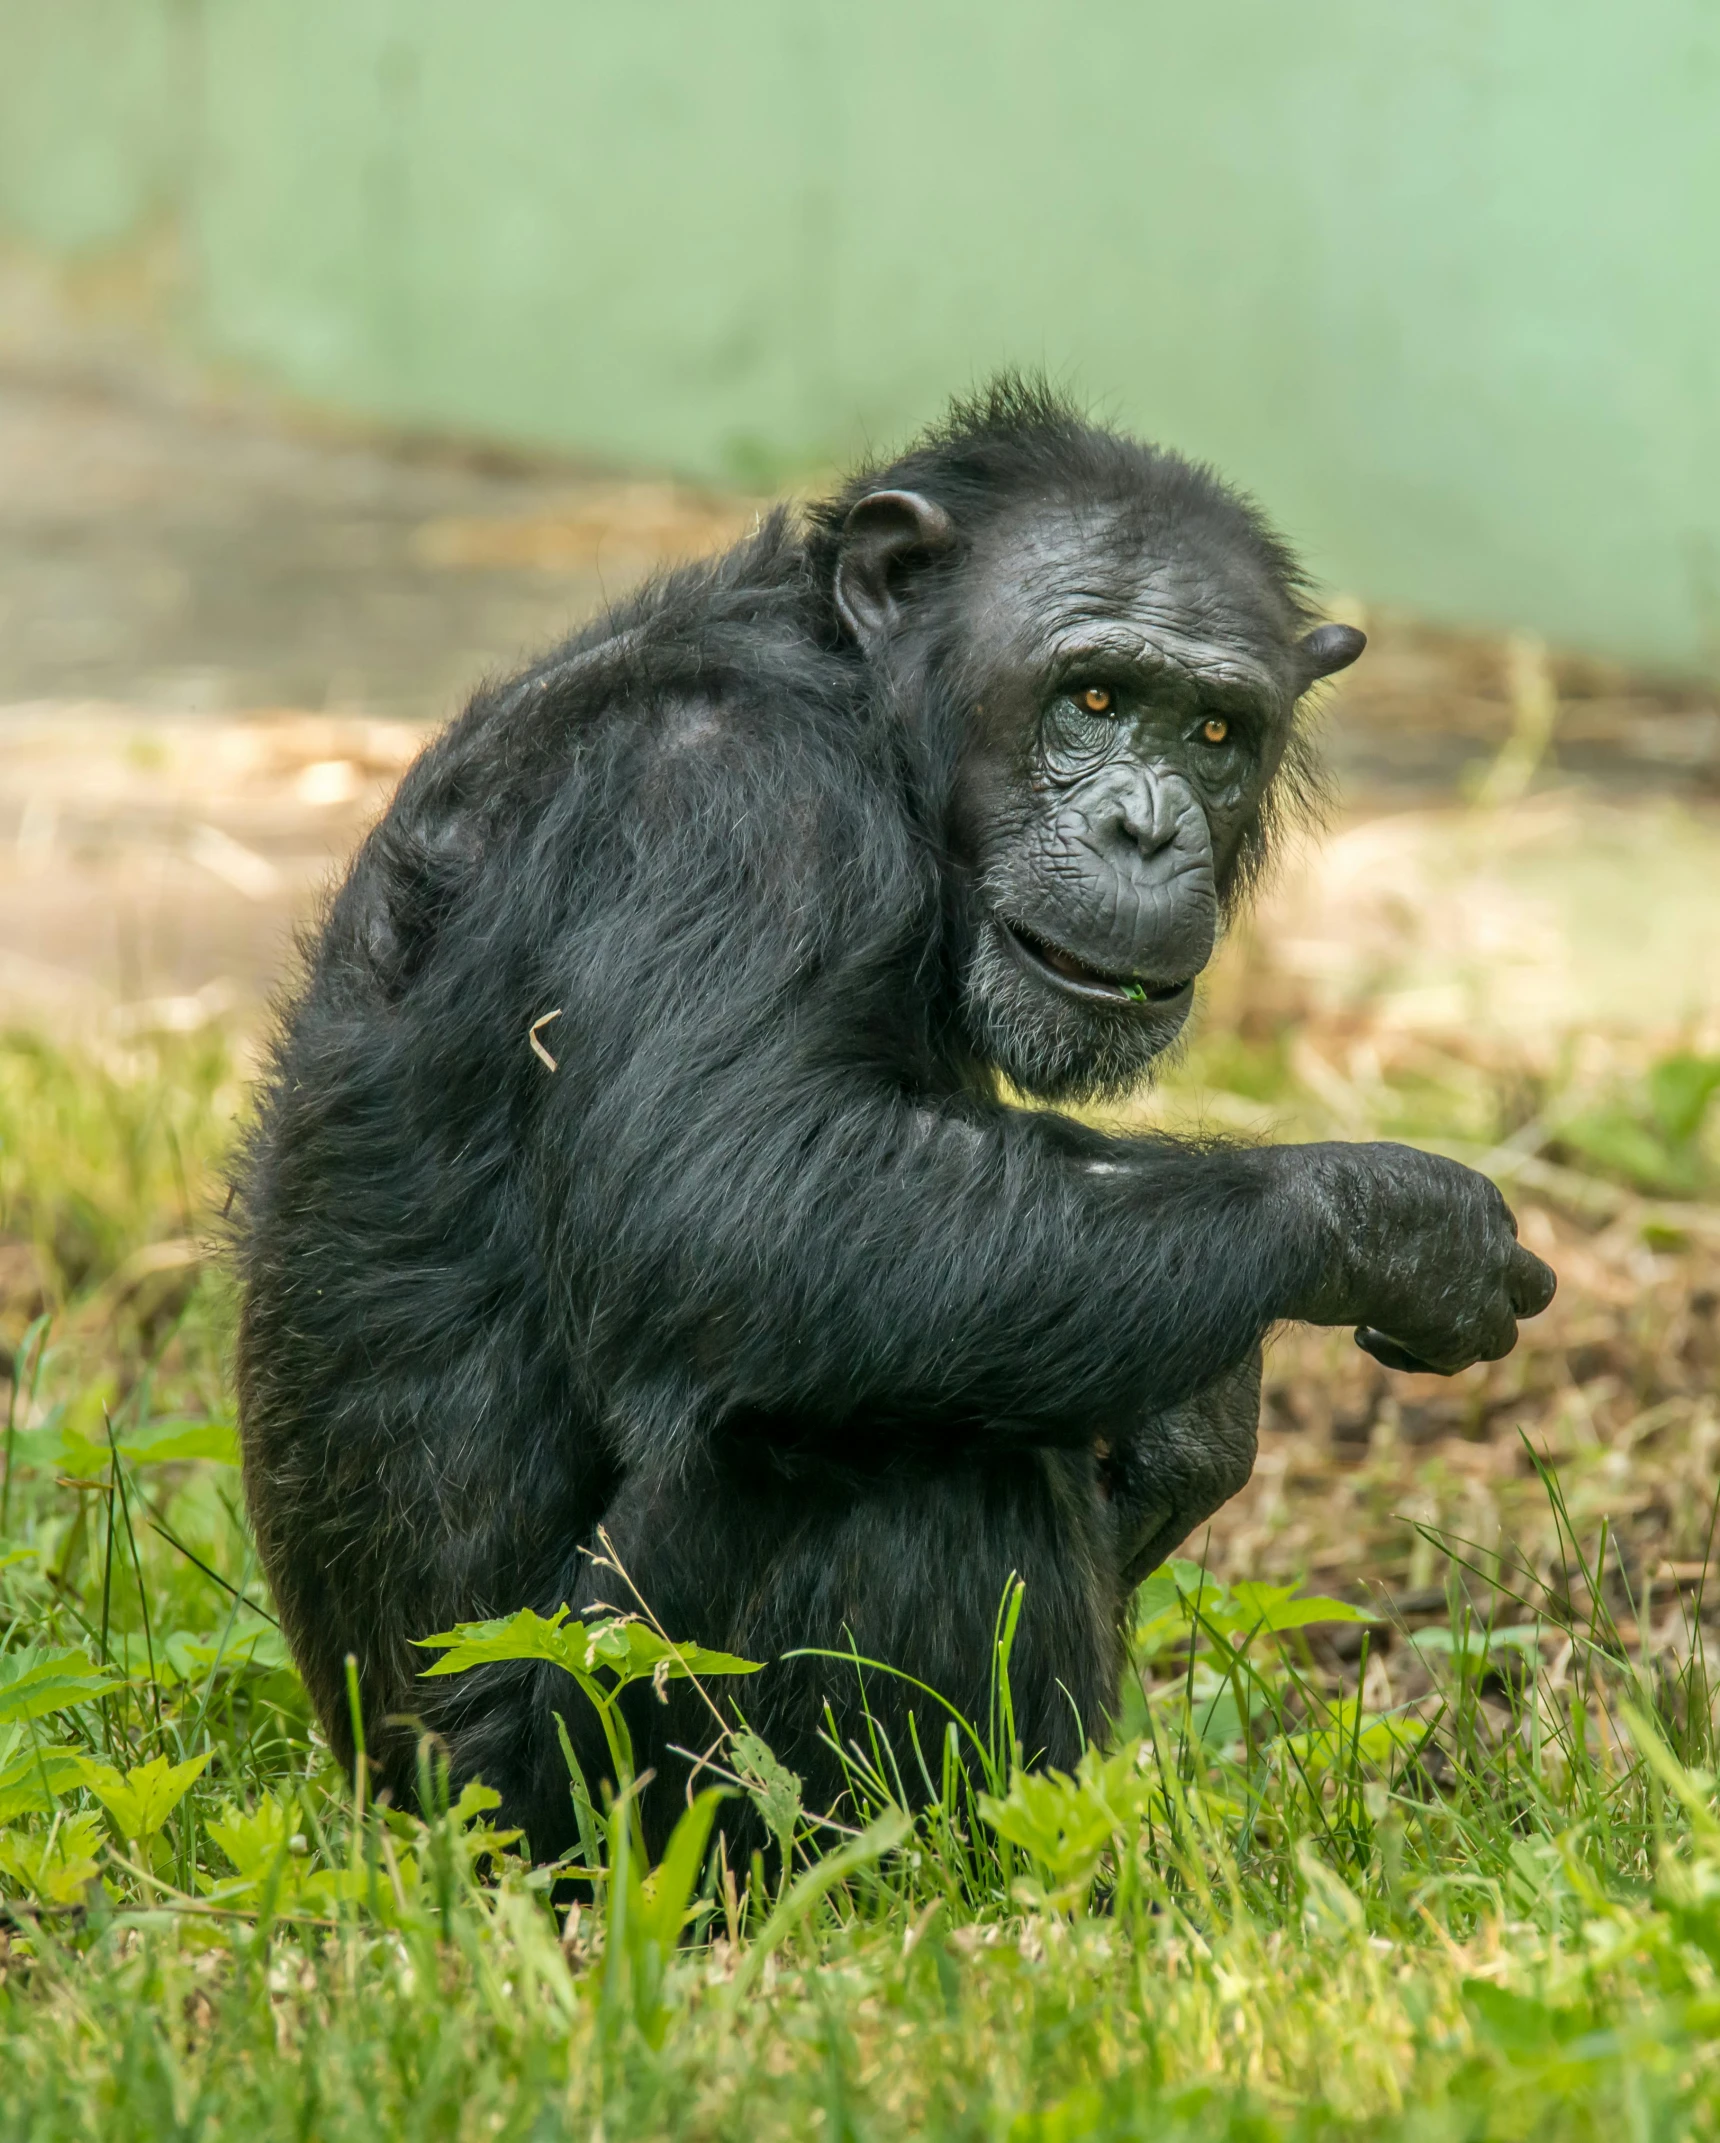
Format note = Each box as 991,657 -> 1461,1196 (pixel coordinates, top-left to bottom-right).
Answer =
1000,919 -> 1194,1009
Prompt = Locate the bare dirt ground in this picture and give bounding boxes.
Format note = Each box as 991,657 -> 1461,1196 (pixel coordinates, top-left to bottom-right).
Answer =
4,357 -> 1720,1642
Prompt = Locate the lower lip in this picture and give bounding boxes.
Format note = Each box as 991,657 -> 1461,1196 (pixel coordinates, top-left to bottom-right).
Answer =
1001,924 -> 1192,1010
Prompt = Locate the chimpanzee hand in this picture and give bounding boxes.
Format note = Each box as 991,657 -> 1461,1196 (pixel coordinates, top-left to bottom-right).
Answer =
1108,1347 -> 1264,1595
1273,1142 -> 1556,1375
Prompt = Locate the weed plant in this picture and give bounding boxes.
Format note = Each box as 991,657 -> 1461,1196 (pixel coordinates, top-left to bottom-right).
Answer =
2,1026 -> 1720,2137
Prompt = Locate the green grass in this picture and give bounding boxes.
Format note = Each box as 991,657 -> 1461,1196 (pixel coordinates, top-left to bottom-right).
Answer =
3,1025 -> 1720,2138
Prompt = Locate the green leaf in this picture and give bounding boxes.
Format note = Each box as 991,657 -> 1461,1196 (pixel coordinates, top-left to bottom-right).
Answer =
1217,1581 -> 1377,1635
1559,1108 -> 1688,1195
206,1793 -> 298,1883
449,1780 -> 503,1828
0,1742 -> 90,1823
52,1413 -> 241,1477
0,1647 -> 120,1725
1463,1979 -> 1558,2055
202,1791 -> 364,1914
1132,1566 -> 1373,1654
78,1748 -> 213,1842
1132,1560 -> 1231,1659
113,1416 -> 242,1467
579,1617 -> 761,1685
0,1809 -> 105,1904
979,1743 -> 1158,1905
732,1728 -> 802,1848
108,1627 -> 292,1686
1409,1624 -> 1543,1660
415,1607 -> 760,1688
414,1605 -> 584,1677
1134,1558 -> 1210,1623
1647,1052 -> 1720,1146
1277,1695 -> 1419,1772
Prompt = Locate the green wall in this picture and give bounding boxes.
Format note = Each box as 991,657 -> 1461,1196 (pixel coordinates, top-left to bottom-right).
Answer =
4,1 -> 1718,670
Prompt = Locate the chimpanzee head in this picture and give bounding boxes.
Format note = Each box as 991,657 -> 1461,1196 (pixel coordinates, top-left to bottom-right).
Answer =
816,380 -> 1363,1102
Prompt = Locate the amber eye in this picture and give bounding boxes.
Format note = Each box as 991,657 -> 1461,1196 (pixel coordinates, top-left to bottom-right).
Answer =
1201,715 -> 1231,745
1077,685 -> 1113,715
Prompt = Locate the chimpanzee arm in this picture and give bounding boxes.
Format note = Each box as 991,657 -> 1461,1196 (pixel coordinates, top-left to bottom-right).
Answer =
522,720 -> 1541,1472
1107,1349 -> 1264,1595
568,1062 -> 1291,1463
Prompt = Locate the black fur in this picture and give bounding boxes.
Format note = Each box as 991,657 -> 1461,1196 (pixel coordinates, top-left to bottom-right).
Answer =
236,378 -> 1551,1856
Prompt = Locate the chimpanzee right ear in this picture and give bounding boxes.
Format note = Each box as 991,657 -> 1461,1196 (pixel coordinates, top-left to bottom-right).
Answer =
1296,621 -> 1367,686
833,490 -> 956,653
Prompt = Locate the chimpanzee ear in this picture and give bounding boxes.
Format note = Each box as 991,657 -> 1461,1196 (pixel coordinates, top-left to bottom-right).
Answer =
1296,621 -> 1367,686
833,490 -> 956,652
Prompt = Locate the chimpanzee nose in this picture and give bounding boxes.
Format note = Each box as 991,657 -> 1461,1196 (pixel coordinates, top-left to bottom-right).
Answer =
1116,770 -> 1183,857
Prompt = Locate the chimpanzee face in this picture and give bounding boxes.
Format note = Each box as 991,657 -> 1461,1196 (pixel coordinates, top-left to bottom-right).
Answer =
832,483 -> 1363,1104
948,504 -> 1321,1099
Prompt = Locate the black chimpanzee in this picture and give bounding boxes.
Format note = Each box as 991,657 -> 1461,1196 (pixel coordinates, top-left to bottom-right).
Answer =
237,378 -> 1555,1855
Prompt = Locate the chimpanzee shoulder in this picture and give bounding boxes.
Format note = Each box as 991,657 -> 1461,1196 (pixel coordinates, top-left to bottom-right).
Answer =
317,506 -> 923,1022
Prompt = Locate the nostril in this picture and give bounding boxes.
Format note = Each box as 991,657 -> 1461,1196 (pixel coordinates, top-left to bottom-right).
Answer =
1117,800 -> 1177,855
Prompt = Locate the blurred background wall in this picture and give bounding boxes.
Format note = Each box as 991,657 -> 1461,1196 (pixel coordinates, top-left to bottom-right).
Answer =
2,0 -> 1717,671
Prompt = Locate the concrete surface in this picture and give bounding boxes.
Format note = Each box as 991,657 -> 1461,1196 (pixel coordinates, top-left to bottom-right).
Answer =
8,3 -> 1720,667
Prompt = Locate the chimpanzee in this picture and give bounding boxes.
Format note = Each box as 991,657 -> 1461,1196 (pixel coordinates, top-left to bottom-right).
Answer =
236,378 -> 1555,1855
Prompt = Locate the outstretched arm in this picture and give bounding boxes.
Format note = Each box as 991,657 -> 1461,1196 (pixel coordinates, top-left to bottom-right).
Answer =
528,717 -> 1551,1471
570,1070 -> 1299,1458
565,1060 -> 1546,1465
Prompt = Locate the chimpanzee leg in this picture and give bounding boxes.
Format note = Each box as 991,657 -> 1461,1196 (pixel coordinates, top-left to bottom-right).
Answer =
1105,1346 -> 1263,1599
438,1371 -> 1259,1863
493,1441 -> 1125,1857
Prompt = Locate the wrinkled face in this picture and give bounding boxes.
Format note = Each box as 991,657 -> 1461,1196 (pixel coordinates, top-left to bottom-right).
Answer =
948,507 -> 1305,1100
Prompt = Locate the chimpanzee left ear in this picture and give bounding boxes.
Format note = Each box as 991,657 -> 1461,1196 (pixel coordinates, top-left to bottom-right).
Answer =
1296,621 -> 1367,685
834,490 -> 956,652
